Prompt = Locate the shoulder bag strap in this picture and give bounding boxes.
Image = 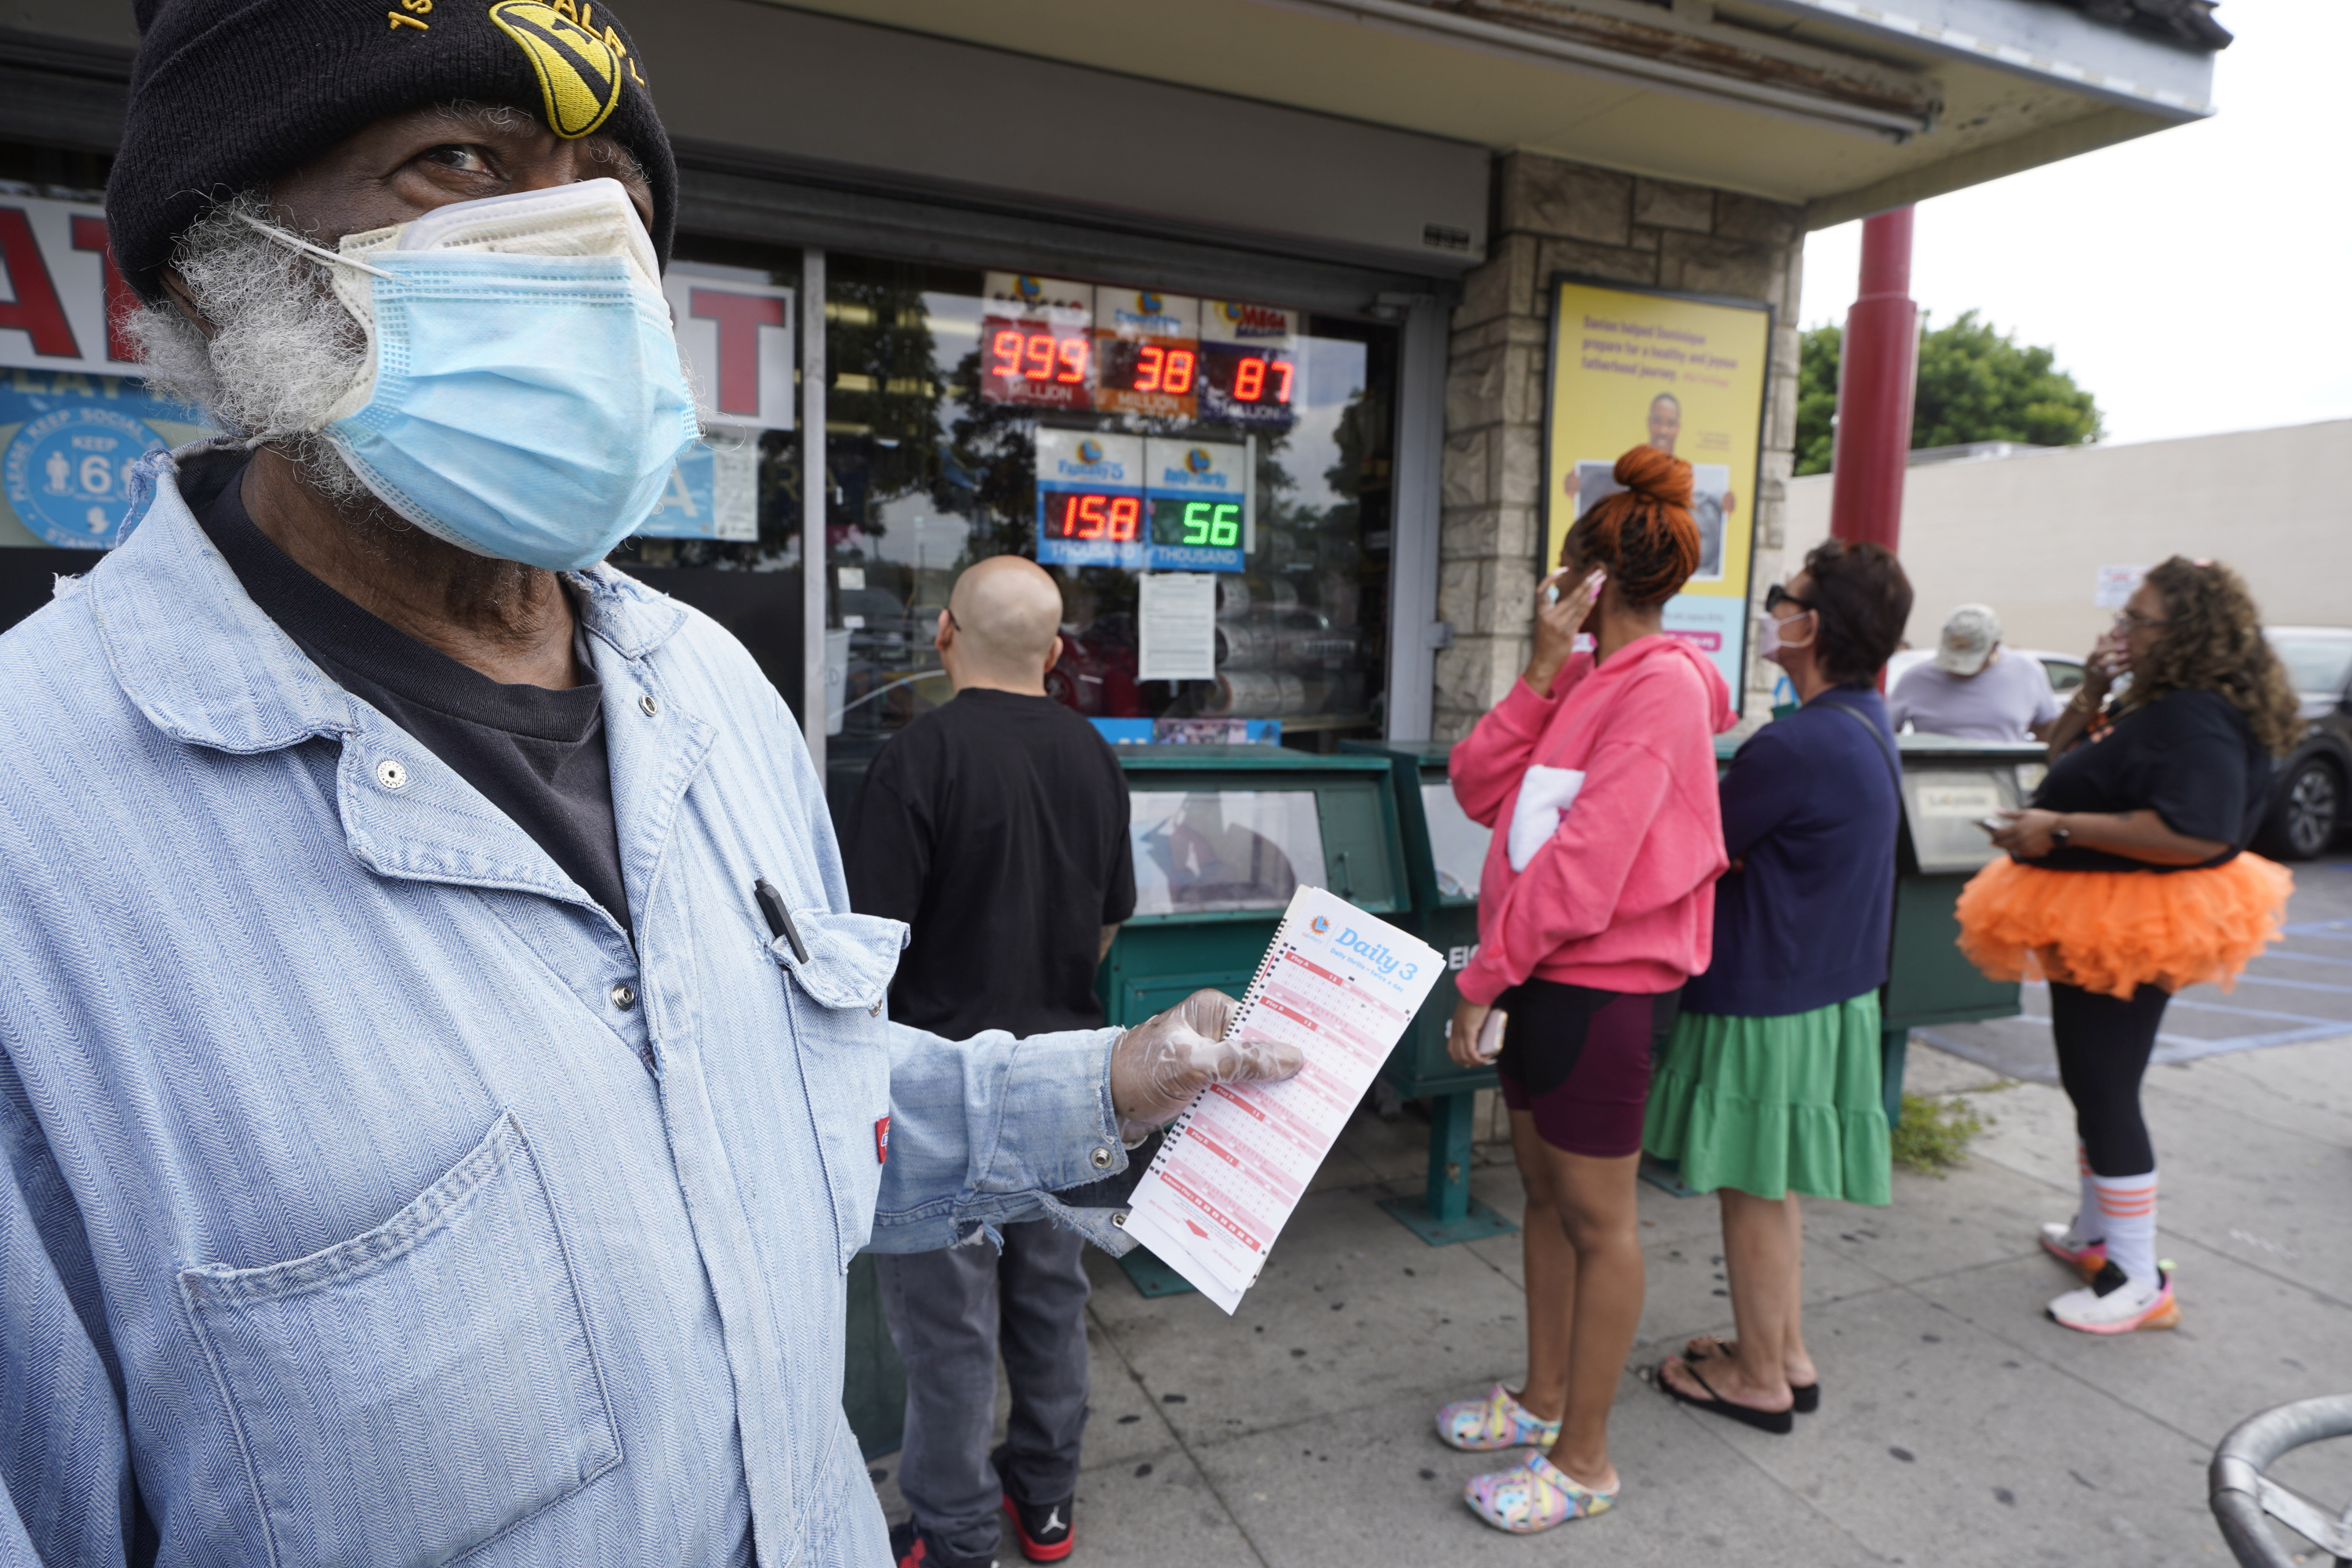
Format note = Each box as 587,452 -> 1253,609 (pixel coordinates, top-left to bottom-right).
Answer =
1816,697 -> 1904,802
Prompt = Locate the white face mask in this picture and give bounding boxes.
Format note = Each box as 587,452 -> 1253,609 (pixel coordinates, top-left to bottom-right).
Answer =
1758,606 -> 1816,666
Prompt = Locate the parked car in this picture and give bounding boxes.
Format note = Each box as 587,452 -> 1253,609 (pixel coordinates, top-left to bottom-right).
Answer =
2256,627 -> 2352,861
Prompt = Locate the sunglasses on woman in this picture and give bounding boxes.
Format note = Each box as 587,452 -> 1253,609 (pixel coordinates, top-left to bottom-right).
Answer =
1765,583 -> 1813,615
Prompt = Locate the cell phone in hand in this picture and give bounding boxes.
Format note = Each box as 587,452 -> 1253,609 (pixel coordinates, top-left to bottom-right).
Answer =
1476,1010 -> 1508,1061
1976,816 -> 2007,836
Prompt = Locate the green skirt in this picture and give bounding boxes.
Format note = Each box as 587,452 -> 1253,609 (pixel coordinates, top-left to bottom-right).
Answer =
1642,993 -> 1891,1205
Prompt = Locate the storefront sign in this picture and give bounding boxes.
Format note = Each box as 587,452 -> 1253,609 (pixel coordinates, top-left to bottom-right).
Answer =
1093,289 -> 1199,419
981,273 -> 1094,411
972,278 -> 1298,435
1142,436 -> 1246,572
1198,301 -> 1297,430
639,430 -> 759,542
1035,428 -> 1144,568
0,194 -> 136,380
1542,278 -> 1770,706
662,263 -> 796,432
2,372 -> 212,549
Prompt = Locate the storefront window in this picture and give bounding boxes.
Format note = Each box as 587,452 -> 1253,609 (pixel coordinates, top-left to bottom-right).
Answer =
820,255 -> 1396,775
605,238 -> 807,703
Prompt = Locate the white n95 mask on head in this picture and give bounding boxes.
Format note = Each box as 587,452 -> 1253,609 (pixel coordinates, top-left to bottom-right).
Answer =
242,178 -> 699,571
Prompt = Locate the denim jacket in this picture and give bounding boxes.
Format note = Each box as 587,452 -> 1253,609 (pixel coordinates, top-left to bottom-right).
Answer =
0,448 -> 1131,1568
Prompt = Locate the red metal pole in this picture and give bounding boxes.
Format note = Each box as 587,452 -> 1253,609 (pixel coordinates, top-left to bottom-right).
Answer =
1828,207 -> 1918,552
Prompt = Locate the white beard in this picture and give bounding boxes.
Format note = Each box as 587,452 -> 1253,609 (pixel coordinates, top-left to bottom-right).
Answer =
125,192 -> 372,505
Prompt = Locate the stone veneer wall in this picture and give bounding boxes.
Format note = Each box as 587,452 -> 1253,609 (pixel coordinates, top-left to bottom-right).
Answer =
1432,152 -> 1807,740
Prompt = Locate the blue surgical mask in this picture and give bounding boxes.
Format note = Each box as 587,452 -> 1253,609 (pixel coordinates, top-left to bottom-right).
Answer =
245,180 -> 699,571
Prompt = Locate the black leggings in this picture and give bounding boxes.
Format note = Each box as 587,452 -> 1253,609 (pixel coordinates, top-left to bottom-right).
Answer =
2048,981 -> 2170,1177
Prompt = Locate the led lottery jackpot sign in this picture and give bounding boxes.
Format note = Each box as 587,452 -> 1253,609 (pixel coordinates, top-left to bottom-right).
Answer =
1094,289 -> 1200,419
981,273 -> 1094,411
1035,429 -> 1145,568
1142,437 -> 1247,572
1199,301 -> 1298,431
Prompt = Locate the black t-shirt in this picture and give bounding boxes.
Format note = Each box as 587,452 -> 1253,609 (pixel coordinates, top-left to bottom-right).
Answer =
185,453 -> 632,933
843,688 -> 1135,1039
2027,688 -> 2271,873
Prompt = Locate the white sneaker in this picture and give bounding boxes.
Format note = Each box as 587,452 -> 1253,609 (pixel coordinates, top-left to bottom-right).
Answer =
2048,1263 -> 2178,1334
2038,1220 -> 2107,1282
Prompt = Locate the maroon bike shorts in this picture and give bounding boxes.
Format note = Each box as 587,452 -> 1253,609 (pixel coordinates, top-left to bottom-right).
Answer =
1492,978 -> 1682,1158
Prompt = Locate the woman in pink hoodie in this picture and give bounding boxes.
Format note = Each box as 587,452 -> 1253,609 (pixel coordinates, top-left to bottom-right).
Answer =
1432,445 -> 1737,1534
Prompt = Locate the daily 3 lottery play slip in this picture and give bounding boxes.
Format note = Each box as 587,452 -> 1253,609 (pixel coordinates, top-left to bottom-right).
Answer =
1120,887 -> 1443,1313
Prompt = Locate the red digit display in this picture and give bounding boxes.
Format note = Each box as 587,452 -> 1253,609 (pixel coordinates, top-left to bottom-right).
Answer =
1055,493 -> 1139,542
988,328 -> 1089,387
989,329 -> 1023,379
1134,344 -> 1164,394
1163,349 -> 1196,394
1222,354 -> 1292,404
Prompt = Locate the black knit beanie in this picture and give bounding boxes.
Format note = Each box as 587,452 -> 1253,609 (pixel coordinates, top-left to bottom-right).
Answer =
107,0 -> 677,303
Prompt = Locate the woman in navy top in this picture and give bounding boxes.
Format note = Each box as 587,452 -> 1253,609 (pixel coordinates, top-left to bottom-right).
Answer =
1646,539 -> 1912,1433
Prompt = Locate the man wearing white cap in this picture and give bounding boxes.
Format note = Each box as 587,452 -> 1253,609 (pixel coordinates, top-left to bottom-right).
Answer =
1889,604 -> 2063,743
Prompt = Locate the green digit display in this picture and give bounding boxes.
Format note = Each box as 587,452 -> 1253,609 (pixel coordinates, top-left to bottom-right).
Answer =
1149,495 -> 1244,558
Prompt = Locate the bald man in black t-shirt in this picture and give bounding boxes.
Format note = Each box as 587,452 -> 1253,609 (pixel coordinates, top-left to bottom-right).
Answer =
844,555 -> 1134,1568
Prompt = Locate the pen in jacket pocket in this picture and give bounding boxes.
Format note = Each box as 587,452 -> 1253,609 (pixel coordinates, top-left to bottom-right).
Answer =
753,877 -> 810,964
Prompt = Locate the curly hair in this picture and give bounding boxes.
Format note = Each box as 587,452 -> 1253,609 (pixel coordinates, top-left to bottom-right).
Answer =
1566,446 -> 1702,607
2121,557 -> 2303,756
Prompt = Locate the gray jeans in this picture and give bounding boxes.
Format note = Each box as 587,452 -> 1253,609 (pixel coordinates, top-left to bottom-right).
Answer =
875,1218 -> 1092,1563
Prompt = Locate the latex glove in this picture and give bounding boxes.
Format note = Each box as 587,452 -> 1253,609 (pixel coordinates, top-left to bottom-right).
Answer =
1109,989 -> 1304,1145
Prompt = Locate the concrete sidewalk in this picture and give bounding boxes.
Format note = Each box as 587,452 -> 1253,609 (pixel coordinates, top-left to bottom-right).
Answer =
869,1031 -> 2352,1566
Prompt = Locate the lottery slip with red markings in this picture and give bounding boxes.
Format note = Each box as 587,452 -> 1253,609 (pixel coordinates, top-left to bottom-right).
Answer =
1120,886 -> 1441,1312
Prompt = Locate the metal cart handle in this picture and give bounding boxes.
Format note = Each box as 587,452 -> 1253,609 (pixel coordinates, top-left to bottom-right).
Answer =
2210,1393 -> 2352,1566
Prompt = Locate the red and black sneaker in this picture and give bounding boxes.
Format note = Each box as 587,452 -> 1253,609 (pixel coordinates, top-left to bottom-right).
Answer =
889,1519 -> 996,1568
998,1492 -> 1074,1563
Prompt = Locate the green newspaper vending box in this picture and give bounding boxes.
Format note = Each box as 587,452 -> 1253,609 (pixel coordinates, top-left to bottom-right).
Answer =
1339,739 -> 1517,1245
1098,745 -> 1411,1292
1878,734 -> 2043,1114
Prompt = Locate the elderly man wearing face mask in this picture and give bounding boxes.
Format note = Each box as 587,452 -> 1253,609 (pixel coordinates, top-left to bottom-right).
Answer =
0,7 -> 1298,1566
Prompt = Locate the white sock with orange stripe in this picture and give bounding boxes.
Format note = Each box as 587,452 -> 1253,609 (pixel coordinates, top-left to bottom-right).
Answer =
2092,1170 -> 2158,1285
2071,1145 -> 2104,1244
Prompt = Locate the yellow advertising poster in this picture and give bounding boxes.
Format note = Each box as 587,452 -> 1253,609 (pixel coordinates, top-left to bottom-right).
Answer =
1543,278 -> 1770,705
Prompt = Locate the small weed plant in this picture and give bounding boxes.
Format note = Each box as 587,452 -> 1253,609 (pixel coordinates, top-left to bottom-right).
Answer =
1892,1091 -> 1987,1176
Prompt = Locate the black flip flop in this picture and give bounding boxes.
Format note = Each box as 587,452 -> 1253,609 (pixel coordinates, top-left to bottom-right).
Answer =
1684,1338 -> 1820,1414
1655,1358 -> 1795,1435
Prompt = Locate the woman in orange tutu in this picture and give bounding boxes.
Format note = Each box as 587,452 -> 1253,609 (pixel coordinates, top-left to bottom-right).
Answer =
1958,557 -> 2297,1334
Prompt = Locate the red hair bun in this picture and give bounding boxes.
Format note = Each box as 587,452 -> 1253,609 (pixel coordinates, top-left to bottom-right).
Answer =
1575,446 -> 1702,606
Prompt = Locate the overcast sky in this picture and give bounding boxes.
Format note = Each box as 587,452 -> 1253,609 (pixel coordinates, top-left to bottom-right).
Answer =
1796,0 -> 2352,448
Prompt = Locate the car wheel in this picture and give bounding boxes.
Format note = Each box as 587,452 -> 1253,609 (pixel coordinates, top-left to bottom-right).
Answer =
2259,757 -> 2342,861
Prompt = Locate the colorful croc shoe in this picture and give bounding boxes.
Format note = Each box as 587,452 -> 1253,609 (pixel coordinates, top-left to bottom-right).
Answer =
2049,1261 -> 2180,1335
2039,1220 -> 2108,1282
1436,1384 -> 1561,1453
1463,1453 -> 1617,1534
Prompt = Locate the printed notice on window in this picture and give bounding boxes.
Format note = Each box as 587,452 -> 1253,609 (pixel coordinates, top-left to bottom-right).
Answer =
1120,887 -> 1443,1312
1136,572 -> 1218,681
